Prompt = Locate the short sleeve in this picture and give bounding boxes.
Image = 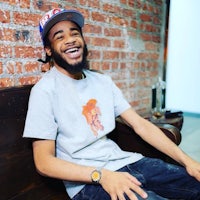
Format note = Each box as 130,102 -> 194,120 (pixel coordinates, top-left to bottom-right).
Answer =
110,80 -> 131,117
23,85 -> 58,140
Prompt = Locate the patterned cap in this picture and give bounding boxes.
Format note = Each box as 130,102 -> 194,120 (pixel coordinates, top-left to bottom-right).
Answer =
39,8 -> 84,43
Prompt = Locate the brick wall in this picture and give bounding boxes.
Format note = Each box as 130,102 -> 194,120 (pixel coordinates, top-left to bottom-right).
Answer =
0,0 -> 166,113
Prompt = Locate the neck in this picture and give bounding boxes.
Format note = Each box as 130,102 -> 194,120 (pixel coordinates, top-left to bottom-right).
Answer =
55,65 -> 84,80
74,72 -> 84,80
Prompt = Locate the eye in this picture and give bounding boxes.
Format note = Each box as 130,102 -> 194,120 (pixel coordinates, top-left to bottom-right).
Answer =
56,35 -> 64,40
71,31 -> 81,37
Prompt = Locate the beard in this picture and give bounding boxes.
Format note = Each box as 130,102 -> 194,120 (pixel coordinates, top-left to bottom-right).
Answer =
51,44 -> 88,75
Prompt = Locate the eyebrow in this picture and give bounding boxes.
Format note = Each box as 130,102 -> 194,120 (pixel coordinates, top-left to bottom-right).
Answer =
53,30 -> 63,38
52,27 -> 81,39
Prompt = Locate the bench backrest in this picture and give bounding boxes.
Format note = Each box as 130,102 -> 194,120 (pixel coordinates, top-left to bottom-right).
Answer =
0,85 -> 68,200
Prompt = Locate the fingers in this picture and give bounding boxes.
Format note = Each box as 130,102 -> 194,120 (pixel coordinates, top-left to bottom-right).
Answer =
111,188 -> 147,200
110,189 -> 138,200
116,178 -> 147,200
101,170 -> 148,200
126,173 -> 142,186
129,184 -> 148,199
126,174 -> 147,199
186,163 -> 200,182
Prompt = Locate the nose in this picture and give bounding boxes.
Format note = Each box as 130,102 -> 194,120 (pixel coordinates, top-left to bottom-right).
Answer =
64,34 -> 76,45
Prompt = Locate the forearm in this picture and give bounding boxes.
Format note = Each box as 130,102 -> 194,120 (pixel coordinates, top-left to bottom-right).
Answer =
135,119 -> 189,166
32,140 -> 95,183
120,108 -> 191,167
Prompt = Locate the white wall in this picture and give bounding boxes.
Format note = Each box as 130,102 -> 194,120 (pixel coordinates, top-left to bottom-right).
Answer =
166,0 -> 200,114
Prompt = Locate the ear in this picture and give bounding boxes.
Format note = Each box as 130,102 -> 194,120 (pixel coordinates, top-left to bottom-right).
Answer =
45,47 -> 52,57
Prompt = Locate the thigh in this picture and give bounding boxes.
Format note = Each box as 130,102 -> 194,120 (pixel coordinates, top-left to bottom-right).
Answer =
130,190 -> 167,200
72,184 -> 110,200
129,157 -> 200,200
73,184 -> 167,200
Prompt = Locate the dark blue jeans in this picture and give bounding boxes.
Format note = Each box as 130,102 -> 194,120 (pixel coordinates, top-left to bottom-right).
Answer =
72,157 -> 200,200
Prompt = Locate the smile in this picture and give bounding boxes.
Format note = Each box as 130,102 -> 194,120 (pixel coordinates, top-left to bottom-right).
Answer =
65,47 -> 79,53
64,47 -> 82,59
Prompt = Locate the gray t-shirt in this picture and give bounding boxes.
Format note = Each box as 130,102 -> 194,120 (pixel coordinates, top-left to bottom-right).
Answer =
23,67 -> 143,198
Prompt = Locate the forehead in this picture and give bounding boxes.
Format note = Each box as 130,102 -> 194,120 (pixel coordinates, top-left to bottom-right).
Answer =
49,20 -> 80,34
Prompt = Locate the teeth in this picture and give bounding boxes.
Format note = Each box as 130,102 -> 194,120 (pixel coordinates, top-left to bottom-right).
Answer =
65,48 -> 78,53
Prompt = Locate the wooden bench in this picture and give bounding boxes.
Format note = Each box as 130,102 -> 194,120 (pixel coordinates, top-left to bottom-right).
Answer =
0,85 -> 181,200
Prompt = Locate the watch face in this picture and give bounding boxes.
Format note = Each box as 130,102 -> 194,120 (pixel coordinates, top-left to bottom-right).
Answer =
91,170 -> 101,183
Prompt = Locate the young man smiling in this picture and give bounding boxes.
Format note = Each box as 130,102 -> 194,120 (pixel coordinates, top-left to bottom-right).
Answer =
23,8 -> 200,200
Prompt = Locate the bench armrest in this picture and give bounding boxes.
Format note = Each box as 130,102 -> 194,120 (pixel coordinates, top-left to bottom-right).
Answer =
108,118 -> 182,165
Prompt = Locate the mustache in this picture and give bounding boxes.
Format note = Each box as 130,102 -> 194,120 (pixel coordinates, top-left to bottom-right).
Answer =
51,44 -> 89,74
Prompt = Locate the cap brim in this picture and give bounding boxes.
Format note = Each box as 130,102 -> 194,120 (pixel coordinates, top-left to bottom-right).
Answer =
42,10 -> 84,39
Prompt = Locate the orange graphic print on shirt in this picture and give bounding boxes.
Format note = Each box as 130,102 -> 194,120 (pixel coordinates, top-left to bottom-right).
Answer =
82,99 -> 104,136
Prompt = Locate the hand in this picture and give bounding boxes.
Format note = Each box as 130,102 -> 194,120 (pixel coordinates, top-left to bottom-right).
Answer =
100,169 -> 148,200
185,158 -> 200,181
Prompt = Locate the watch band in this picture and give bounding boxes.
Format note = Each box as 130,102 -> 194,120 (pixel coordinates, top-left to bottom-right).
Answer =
91,168 -> 102,184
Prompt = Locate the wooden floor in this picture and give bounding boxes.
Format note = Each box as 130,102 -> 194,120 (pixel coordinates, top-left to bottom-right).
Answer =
179,113 -> 200,162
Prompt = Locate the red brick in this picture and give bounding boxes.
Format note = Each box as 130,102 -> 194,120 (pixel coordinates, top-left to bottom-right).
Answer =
5,61 -> 23,74
0,45 -> 12,58
150,53 -> 159,60
33,1 -> 59,11
128,0 -> 135,7
83,24 -> 102,34
110,16 -> 128,26
0,0 -> 16,5
0,28 -> 15,42
87,50 -> 101,60
152,35 -> 161,43
24,62 -> 40,73
102,62 -> 110,70
131,20 -> 137,29
140,33 -> 152,41
137,52 -> 150,60
18,0 -> 30,8
19,76 -> 41,85
0,62 -> 3,74
0,10 -> 10,23
0,78 -> 14,87
140,14 -> 152,22
91,37 -> 111,47
127,30 -> 137,38
80,0 -> 100,8
145,42 -> 158,51
104,28 -> 121,37
15,46 -> 43,58
120,0 -> 127,5
111,62 -> 118,70
41,63 -> 51,72
103,51 -> 120,60
5,61 -> 15,74
154,0 -> 163,6
122,9 -> 135,18
89,61 -> 101,71
113,40 -> 125,48
91,12 -> 108,23
153,16 -> 161,25
16,62 -> 23,73
140,24 -> 160,33
13,12 -> 41,26
103,3 -> 121,14
120,62 -> 126,69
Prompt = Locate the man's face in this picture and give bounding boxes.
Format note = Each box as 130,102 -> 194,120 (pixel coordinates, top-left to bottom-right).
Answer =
46,20 -> 87,75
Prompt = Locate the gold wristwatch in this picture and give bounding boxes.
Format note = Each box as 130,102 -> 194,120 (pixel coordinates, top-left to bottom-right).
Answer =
91,169 -> 102,184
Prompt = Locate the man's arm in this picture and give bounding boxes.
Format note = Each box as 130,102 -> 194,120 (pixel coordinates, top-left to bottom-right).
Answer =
120,107 -> 200,181
32,139 -> 94,182
32,139 -> 148,200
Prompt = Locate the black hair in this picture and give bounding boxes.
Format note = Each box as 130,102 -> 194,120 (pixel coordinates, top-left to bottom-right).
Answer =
37,35 -> 52,65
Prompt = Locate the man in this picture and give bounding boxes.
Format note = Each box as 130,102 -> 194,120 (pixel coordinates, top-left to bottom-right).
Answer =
23,8 -> 200,200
